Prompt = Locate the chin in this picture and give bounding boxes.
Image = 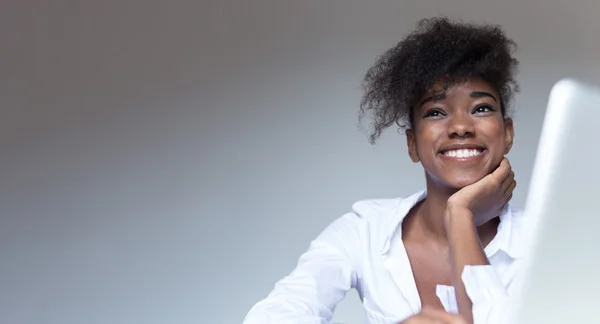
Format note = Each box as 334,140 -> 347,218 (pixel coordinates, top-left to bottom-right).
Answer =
446,173 -> 487,189
427,171 -> 486,192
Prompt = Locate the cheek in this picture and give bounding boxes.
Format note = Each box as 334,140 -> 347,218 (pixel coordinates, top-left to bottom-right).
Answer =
414,130 -> 441,161
483,123 -> 509,157
416,135 -> 439,167
416,123 -> 448,155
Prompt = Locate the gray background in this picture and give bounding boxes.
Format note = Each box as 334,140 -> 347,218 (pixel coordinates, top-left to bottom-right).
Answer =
1,1 -> 599,323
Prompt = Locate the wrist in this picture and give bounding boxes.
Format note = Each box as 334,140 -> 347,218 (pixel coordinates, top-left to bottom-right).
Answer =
445,197 -> 470,211
444,204 -> 476,231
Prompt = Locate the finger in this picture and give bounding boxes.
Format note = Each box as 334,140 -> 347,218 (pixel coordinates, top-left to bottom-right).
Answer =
400,313 -> 436,324
420,308 -> 468,324
401,316 -> 437,324
493,158 -> 512,183
500,192 -> 513,211
501,170 -> 515,192
504,179 -> 517,198
500,158 -> 513,179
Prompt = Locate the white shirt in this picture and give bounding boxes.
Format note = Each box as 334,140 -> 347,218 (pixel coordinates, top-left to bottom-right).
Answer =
243,190 -> 527,324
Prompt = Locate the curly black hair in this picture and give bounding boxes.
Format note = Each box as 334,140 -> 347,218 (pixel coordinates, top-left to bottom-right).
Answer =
359,17 -> 519,144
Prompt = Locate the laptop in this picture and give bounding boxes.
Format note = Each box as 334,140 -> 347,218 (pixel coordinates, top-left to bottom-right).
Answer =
507,79 -> 600,323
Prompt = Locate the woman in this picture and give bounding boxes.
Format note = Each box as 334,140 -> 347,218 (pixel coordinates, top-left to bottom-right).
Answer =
244,17 -> 522,324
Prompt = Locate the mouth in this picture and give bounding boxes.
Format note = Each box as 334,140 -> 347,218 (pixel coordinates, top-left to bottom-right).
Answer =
439,147 -> 487,160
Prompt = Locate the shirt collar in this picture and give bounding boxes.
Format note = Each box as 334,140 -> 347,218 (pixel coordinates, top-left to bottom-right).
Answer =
380,189 -> 523,259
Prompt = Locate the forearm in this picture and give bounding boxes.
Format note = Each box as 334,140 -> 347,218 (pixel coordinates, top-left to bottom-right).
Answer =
445,205 -> 489,324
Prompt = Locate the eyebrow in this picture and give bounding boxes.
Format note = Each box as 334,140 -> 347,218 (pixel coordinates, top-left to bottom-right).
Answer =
419,94 -> 446,107
470,91 -> 498,102
419,91 -> 498,108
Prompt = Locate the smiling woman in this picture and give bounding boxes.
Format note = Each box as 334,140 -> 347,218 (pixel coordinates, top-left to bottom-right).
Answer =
244,17 -> 522,324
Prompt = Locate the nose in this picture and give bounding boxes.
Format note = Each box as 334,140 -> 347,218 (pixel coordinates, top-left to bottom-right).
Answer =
447,112 -> 475,138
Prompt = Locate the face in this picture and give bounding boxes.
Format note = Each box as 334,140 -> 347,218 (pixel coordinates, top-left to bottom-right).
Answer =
406,77 -> 514,190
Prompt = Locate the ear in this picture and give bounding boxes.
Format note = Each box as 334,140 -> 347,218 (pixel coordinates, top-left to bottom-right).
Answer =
503,118 -> 515,154
406,129 -> 420,163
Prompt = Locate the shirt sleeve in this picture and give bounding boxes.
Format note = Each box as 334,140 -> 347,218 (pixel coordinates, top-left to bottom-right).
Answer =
243,214 -> 361,324
461,265 -> 511,324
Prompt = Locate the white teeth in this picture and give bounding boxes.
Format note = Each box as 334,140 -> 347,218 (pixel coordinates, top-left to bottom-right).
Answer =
443,149 -> 481,158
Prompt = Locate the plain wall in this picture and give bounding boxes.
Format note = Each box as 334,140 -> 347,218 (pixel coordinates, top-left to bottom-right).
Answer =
1,1 -> 599,323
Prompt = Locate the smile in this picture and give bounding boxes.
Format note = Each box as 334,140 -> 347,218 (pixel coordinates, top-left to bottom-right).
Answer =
441,148 -> 484,159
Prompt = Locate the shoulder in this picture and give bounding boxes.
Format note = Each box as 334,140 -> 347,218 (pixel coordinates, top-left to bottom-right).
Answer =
315,191 -> 423,250
317,197 -> 401,238
346,190 -> 425,228
335,193 -> 416,231
503,204 -> 529,258
508,204 -> 524,217
506,205 -> 525,233
351,197 -> 403,222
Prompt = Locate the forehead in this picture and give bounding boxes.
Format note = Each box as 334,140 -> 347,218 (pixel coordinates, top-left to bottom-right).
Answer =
423,77 -> 498,99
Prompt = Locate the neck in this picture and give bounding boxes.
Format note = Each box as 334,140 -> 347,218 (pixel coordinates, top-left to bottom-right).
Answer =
420,179 -> 458,239
404,176 -> 499,244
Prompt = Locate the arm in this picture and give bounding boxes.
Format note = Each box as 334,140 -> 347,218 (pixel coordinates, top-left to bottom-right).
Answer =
444,158 -> 517,324
243,214 -> 360,324
445,205 -> 489,324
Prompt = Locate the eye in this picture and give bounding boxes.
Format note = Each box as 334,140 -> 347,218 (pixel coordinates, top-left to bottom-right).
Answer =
423,108 -> 446,118
472,104 -> 497,114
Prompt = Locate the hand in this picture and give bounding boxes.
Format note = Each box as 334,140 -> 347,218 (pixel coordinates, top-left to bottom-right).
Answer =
447,158 -> 516,226
399,308 -> 467,323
